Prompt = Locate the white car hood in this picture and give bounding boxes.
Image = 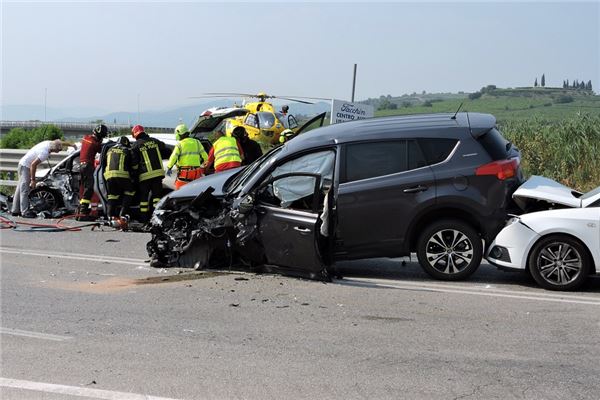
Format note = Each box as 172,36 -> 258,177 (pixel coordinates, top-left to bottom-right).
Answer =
513,175 -> 582,209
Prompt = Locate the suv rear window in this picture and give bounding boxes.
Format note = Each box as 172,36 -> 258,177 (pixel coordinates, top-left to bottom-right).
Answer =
417,138 -> 457,165
477,128 -> 510,160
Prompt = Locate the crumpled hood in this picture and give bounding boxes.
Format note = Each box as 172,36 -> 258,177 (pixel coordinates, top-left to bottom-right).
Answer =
512,175 -> 582,209
166,167 -> 243,200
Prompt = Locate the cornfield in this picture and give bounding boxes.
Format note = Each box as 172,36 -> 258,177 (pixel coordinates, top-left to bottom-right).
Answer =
499,113 -> 600,192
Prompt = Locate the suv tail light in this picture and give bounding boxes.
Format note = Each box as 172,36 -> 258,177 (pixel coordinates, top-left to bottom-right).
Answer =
475,158 -> 519,180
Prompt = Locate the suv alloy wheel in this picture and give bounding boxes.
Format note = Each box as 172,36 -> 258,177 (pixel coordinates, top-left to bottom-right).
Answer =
417,219 -> 483,280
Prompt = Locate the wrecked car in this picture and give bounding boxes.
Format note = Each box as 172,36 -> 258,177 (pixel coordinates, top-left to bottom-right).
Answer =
148,112 -> 523,281
487,176 -> 600,290
29,134 -> 201,216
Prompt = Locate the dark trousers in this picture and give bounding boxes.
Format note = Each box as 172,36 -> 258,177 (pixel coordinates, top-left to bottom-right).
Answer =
79,163 -> 95,211
138,177 -> 163,222
106,177 -> 135,218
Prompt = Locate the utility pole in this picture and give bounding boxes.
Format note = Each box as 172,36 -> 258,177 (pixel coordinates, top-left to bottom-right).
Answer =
44,88 -> 47,122
351,64 -> 357,102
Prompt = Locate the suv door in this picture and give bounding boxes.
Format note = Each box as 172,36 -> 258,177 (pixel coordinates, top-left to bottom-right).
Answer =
245,150 -> 335,277
334,139 -> 436,259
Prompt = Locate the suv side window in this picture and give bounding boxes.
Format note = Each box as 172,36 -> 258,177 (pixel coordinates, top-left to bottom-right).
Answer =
258,150 -> 335,211
343,141 -> 408,183
417,138 -> 457,165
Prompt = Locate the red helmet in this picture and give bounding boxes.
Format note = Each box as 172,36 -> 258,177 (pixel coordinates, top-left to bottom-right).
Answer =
131,125 -> 145,138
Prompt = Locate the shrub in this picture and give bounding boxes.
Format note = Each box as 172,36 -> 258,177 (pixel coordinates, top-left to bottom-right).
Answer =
423,100 -> 433,107
0,125 -> 64,149
554,95 -> 574,104
500,114 -> 600,191
468,91 -> 482,100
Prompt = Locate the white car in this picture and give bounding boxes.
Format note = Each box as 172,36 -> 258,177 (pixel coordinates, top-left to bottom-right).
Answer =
487,176 -> 600,290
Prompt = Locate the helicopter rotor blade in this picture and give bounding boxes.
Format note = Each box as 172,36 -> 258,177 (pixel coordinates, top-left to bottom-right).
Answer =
277,95 -> 332,101
273,96 -> 315,105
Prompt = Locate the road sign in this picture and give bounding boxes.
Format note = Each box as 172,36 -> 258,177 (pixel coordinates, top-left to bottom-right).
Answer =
330,99 -> 374,124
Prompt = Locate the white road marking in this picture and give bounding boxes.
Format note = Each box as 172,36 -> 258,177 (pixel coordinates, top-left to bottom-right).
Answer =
0,377 -> 184,400
342,278 -> 600,306
0,328 -> 72,342
0,247 -> 146,266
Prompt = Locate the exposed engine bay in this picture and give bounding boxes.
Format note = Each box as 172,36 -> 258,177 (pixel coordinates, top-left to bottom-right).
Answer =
147,187 -> 263,271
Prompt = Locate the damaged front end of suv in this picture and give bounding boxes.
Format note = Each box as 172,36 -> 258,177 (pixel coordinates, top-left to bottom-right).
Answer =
147,145 -> 335,280
148,185 -> 259,270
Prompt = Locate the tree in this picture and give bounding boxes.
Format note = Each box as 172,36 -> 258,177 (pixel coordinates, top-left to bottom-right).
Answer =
587,80 -> 593,91
566,79 -> 569,88
541,74 -> 545,87
534,78 -> 538,87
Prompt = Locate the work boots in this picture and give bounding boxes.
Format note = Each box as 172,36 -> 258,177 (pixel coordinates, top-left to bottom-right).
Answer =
76,204 -> 96,221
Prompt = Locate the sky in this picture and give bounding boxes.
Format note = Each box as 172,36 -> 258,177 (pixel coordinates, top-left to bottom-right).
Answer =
1,0 -> 599,116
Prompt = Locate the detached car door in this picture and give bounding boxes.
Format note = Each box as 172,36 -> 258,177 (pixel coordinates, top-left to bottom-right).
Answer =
251,150 -> 336,277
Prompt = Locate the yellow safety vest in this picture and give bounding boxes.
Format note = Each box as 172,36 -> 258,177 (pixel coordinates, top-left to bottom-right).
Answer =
213,136 -> 241,168
168,138 -> 208,169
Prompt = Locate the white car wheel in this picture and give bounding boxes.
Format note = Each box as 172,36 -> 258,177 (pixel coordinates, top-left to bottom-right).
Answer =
528,235 -> 590,291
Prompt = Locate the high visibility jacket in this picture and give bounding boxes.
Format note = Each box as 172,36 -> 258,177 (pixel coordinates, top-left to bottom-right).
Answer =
213,136 -> 242,169
131,134 -> 166,182
104,145 -> 132,180
167,137 -> 208,169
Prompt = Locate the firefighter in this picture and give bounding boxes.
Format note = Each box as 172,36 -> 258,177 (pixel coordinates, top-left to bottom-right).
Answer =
77,124 -> 107,219
103,136 -> 135,223
202,127 -> 244,173
166,124 -> 208,189
130,125 -> 167,223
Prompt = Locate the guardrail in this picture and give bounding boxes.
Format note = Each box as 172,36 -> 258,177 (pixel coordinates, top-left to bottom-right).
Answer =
0,149 -> 67,186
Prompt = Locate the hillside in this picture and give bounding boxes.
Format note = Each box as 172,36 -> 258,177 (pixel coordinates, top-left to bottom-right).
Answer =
371,87 -> 600,122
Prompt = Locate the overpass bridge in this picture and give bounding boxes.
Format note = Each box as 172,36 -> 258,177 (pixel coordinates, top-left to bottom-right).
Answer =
0,121 -> 172,140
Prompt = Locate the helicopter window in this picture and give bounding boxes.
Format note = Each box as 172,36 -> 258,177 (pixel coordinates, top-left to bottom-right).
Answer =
244,114 -> 259,128
288,115 -> 299,129
257,112 -> 276,129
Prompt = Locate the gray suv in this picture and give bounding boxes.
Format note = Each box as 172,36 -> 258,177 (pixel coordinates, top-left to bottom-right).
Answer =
148,112 -> 522,281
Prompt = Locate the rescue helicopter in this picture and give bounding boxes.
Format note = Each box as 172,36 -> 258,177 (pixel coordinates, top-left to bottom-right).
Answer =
189,92 -> 328,144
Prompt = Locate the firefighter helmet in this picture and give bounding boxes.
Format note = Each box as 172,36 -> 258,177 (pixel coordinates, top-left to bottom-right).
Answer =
118,136 -> 130,147
279,128 -> 295,144
174,124 -> 189,141
131,124 -> 145,138
93,124 -> 108,140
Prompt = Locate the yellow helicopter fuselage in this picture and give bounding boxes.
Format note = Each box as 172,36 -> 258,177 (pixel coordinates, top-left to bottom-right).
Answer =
224,101 -> 297,144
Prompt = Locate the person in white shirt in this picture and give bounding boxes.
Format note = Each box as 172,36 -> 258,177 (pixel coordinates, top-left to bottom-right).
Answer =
11,139 -> 74,218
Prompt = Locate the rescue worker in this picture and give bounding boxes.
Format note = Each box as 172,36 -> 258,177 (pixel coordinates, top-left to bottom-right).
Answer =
166,124 -> 208,189
77,124 -> 107,219
202,126 -> 244,173
280,105 -> 289,115
130,124 -> 167,223
278,128 -> 296,144
103,136 -> 135,222
11,139 -> 74,218
232,126 -> 262,165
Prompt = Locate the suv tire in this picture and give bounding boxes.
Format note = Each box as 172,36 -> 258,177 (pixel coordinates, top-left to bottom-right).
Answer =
528,235 -> 590,291
417,219 -> 482,281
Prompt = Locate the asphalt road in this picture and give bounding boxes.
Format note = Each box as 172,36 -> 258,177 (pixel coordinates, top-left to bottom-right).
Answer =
1,219 -> 600,400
